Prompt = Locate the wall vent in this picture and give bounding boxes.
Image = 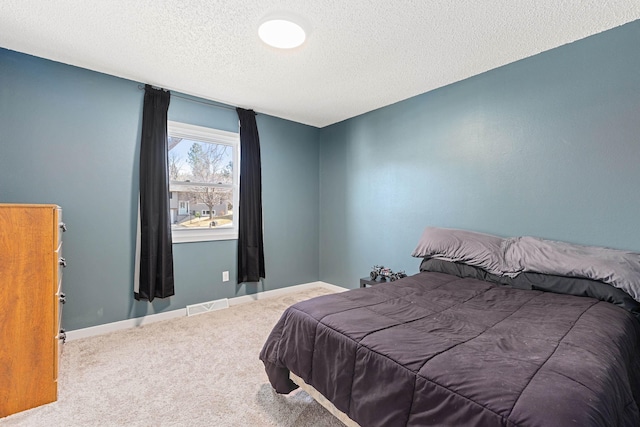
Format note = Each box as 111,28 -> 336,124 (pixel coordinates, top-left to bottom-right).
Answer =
186,298 -> 229,317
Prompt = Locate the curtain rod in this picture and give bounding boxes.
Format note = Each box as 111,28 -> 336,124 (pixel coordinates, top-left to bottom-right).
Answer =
137,84 -> 241,113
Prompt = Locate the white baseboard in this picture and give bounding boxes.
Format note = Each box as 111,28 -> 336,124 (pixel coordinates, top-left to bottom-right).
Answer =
227,281 -> 347,306
64,308 -> 187,342
65,281 -> 345,342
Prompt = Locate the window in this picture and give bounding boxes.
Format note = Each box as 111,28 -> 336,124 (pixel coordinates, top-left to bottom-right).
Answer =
167,121 -> 239,243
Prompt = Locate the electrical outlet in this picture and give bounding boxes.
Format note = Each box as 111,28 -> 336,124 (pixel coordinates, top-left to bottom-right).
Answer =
222,271 -> 229,282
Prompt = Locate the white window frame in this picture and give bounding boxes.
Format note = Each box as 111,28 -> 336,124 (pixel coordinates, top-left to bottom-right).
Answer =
168,121 -> 240,243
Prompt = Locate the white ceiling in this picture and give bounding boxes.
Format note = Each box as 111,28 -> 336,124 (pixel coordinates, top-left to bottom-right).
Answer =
1,1 -> 639,128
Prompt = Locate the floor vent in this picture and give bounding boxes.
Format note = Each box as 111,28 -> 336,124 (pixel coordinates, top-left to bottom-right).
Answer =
186,298 -> 230,317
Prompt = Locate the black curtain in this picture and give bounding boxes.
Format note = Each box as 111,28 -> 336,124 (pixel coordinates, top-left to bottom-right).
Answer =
135,85 -> 175,301
236,108 -> 265,283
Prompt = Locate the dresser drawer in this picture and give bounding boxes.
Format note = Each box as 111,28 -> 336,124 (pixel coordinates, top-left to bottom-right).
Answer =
56,278 -> 64,332
57,208 -> 65,248
54,286 -> 64,382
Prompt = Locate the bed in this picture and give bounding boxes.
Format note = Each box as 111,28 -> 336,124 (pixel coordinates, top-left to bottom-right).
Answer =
260,228 -> 640,426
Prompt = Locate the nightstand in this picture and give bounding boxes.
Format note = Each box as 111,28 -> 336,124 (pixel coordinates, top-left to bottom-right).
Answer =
359,277 -> 390,288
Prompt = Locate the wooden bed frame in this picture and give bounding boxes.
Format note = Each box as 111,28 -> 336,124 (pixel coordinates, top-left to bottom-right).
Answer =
290,372 -> 359,427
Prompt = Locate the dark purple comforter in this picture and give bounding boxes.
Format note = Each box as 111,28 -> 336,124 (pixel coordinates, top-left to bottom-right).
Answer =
260,272 -> 640,426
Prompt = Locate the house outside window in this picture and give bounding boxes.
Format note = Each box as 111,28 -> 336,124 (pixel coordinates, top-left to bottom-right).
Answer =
167,121 -> 239,243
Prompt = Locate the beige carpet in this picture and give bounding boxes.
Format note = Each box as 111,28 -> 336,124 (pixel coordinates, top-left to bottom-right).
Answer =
1,287 -> 347,427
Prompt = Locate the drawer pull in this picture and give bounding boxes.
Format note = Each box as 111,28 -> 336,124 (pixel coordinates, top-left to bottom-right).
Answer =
59,257 -> 67,268
59,329 -> 66,344
59,293 -> 66,304
59,222 -> 67,232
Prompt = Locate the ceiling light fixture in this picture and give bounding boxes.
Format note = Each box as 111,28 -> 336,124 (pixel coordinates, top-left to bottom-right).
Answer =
258,19 -> 306,49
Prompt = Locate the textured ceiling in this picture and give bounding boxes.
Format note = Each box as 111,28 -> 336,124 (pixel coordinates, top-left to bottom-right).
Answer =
1,1 -> 639,128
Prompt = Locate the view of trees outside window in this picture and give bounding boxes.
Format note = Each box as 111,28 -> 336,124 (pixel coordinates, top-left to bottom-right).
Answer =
168,136 -> 234,230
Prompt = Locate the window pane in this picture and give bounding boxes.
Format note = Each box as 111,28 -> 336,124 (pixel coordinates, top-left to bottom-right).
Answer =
169,188 -> 233,230
168,138 -> 233,185
167,122 -> 239,242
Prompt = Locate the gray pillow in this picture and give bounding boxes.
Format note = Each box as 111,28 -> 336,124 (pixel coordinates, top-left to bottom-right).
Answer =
504,236 -> 640,302
411,227 -> 507,276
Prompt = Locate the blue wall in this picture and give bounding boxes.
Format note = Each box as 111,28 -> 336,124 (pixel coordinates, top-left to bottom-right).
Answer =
2,19 -> 639,329
319,20 -> 640,288
0,49 -> 320,330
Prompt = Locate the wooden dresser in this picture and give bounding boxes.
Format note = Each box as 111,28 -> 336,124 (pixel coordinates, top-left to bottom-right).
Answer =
0,204 -> 66,417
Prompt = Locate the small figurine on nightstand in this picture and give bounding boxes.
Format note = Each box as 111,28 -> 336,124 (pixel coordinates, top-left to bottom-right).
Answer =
370,265 -> 407,281
390,271 -> 407,281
